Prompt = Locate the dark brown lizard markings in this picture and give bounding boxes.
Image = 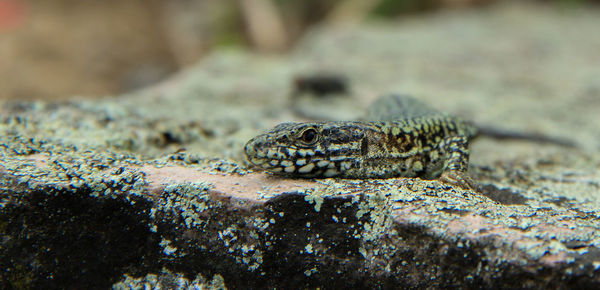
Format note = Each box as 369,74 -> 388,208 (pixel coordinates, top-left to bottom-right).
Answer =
244,94 -> 479,189
360,137 -> 369,156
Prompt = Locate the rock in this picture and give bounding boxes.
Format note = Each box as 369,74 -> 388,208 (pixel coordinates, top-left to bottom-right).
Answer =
2,2 -> 600,288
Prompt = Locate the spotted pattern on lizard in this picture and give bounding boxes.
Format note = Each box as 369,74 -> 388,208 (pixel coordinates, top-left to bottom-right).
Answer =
244,95 -> 479,188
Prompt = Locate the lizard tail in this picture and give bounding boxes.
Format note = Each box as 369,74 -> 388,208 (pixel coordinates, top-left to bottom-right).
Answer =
474,124 -> 577,148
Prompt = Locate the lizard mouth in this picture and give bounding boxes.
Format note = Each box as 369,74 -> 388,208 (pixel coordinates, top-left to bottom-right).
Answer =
243,137 -> 282,171
244,137 -> 340,177
244,138 -> 295,174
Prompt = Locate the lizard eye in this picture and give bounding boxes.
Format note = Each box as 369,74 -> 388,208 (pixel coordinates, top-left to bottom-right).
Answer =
299,128 -> 319,145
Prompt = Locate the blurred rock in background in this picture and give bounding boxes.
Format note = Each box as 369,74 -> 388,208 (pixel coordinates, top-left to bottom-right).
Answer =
0,0 -> 595,100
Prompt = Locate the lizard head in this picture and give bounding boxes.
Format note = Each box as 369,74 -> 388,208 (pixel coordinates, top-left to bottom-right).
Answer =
244,122 -> 366,177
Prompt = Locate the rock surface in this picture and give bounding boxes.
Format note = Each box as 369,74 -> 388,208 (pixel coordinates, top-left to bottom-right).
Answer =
2,3 -> 600,288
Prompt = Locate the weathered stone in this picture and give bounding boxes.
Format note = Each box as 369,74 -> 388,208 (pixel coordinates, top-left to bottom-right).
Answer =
2,2 -> 600,288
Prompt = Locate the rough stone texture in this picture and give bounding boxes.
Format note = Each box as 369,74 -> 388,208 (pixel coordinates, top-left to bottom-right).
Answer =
2,3 -> 600,288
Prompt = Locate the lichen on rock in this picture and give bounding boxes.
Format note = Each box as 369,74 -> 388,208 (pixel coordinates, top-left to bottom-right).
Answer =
2,2 -> 600,288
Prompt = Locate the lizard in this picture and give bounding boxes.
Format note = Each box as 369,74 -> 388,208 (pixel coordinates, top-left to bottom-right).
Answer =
244,94 -> 573,189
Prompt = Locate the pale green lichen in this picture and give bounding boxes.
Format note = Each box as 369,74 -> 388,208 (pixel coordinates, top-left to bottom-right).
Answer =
305,244 -> 314,254
161,182 -> 213,228
113,269 -> 226,289
218,227 -> 238,248
303,267 -> 318,277
304,194 -> 324,212
160,238 -> 178,256
218,224 -> 264,272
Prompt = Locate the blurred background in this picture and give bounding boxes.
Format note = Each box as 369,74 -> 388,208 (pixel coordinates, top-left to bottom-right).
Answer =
0,0 -> 596,100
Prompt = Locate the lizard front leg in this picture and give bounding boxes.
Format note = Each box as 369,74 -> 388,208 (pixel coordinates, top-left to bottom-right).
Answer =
437,136 -> 476,190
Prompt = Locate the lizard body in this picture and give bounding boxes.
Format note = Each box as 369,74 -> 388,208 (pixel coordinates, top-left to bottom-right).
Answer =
244,95 -> 478,188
